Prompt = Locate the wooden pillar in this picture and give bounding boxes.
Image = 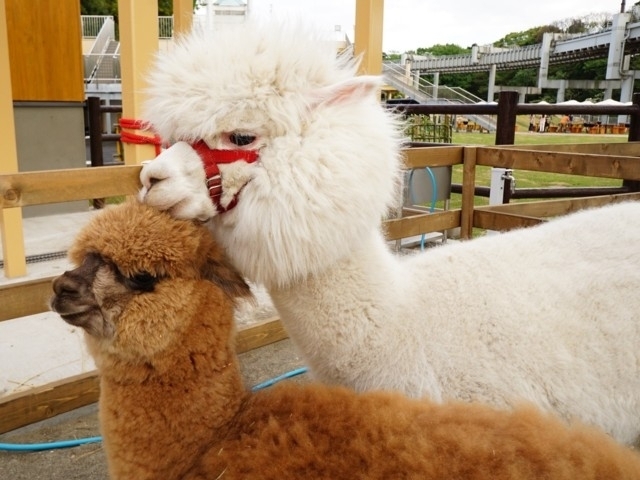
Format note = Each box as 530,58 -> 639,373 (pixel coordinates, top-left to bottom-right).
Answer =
627,92 -> 640,142
622,92 -> 640,192
118,0 -> 159,165
460,147 -> 477,240
494,91 -> 519,203
0,0 -> 26,278
173,0 -> 193,36
495,91 -> 518,146
354,0 -> 384,75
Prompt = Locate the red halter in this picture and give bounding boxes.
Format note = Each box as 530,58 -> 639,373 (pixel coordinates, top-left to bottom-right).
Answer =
190,141 -> 259,212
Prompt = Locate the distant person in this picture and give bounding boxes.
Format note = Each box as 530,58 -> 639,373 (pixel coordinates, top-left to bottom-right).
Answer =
539,114 -> 547,133
529,114 -> 535,132
560,114 -> 570,132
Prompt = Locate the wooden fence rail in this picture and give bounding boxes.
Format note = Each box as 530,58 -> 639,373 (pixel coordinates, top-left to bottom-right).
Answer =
1,141 -> 640,433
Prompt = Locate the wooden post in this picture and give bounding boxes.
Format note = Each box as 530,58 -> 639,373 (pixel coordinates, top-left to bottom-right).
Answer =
623,92 -> 640,192
87,97 -> 104,168
87,96 -> 106,209
118,0 -> 159,165
460,146 -> 477,239
354,0 -> 384,75
0,0 -> 27,278
495,91 -> 518,203
627,92 -> 640,141
173,0 -> 193,36
495,91 -> 518,145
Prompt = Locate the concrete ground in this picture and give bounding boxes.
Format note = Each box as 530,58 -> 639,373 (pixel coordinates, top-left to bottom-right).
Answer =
0,338 -> 307,480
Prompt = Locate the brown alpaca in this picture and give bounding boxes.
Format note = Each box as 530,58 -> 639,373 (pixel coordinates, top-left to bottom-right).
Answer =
51,201 -> 640,480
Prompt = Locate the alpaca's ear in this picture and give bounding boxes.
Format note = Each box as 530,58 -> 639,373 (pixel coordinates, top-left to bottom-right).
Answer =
203,255 -> 252,300
310,75 -> 381,108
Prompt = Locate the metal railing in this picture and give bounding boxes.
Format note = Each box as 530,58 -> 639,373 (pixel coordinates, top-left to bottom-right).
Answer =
383,62 -> 497,131
81,15 -> 112,38
404,115 -> 453,143
158,16 -> 173,39
84,17 -> 116,84
82,16 -> 182,84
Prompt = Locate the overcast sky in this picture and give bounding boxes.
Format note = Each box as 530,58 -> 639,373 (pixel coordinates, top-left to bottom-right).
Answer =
245,0 -> 625,52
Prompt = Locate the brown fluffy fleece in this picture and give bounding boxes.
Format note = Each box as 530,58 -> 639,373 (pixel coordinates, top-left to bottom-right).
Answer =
51,200 -> 640,480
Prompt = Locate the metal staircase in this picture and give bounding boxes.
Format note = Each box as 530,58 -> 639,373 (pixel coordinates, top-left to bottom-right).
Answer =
83,17 -> 119,85
93,40 -> 120,82
382,62 -> 497,131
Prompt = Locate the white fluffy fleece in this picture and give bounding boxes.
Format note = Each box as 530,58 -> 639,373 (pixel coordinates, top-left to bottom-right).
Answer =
139,20 -> 640,445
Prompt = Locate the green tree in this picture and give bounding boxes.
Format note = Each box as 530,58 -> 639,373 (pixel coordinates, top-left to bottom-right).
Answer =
493,27 -> 539,47
80,0 -> 117,16
80,0 -> 196,16
417,44 -> 469,56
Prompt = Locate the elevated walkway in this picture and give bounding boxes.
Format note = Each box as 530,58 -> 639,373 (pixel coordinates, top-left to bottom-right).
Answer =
402,12 -> 640,104
407,15 -> 640,74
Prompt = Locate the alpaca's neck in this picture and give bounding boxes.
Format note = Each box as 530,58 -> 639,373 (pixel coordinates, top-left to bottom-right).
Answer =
270,229 -> 397,314
269,230 -> 403,382
273,228 -> 397,296
97,337 -> 247,479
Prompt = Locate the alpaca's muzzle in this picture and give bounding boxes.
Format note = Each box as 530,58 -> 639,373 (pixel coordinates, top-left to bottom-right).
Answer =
191,141 -> 259,213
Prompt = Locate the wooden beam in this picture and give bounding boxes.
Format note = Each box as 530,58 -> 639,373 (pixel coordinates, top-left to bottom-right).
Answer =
472,210 -> 545,232
476,147 -> 640,180
402,146 -> 464,169
235,317 -> 289,353
0,166 -> 142,208
173,0 -> 193,36
383,210 -> 460,241
354,0 -> 384,75
475,192 -> 640,219
490,142 -> 640,156
0,276 -> 56,322
0,318 -> 288,434
0,372 -> 100,435
118,0 -> 159,165
0,0 -> 26,277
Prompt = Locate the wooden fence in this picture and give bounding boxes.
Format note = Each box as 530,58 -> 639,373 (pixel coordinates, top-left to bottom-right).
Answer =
2,140 -> 640,434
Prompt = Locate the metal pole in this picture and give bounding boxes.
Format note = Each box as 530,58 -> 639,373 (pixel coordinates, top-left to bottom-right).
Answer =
88,97 -> 104,167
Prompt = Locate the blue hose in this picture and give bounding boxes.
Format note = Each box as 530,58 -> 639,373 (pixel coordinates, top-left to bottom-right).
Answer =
0,367 -> 309,452
251,366 -> 309,391
0,436 -> 102,452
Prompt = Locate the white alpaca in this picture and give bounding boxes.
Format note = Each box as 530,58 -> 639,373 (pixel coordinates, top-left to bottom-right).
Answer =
139,21 -> 640,445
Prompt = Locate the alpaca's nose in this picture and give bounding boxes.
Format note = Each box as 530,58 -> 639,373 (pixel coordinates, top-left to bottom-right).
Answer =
52,273 -> 80,297
139,159 -> 166,192
147,177 -> 162,189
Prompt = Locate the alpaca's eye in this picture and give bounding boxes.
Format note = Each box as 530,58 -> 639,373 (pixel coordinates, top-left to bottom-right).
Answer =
228,133 -> 256,147
126,272 -> 158,292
